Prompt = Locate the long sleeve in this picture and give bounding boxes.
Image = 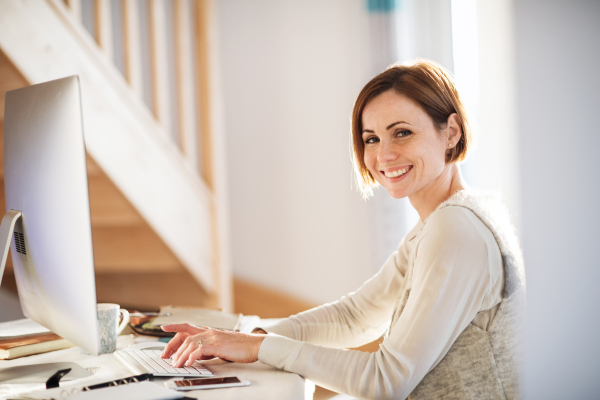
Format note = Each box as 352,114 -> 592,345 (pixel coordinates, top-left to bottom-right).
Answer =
259,222 -> 420,349
258,207 -> 500,400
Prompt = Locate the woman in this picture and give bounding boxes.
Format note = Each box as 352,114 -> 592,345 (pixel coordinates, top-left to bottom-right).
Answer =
161,60 -> 526,400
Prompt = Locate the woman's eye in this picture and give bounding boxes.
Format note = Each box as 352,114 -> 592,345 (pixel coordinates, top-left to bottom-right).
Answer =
396,129 -> 412,138
364,136 -> 379,144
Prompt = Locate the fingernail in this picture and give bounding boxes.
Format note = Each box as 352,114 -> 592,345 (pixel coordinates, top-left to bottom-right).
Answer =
185,360 -> 191,366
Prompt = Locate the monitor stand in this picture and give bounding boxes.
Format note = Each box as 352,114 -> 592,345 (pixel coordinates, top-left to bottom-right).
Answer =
0,210 -> 92,384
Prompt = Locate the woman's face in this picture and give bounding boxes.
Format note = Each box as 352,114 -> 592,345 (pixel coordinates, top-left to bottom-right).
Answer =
361,90 -> 452,200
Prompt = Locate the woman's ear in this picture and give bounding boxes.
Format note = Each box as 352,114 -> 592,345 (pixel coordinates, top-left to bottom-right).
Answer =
446,113 -> 462,147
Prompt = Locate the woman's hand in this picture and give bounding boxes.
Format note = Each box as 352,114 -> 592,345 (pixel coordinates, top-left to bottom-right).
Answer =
160,323 -> 266,368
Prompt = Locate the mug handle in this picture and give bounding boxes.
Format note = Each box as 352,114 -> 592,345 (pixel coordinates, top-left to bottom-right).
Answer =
117,309 -> 130,335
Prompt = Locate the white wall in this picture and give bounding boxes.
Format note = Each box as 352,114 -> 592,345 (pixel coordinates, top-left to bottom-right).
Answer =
216,0 -> 377,305
471,0 -> 520,225
514,0 -> 600,398
450,0 -> 521,228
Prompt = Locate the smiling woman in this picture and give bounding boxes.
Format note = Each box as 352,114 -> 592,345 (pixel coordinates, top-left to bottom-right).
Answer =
161,60 -> 526,400
352,60 -> 473,201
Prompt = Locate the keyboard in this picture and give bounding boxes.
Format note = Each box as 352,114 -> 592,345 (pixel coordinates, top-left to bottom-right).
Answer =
115,348 -> 214,377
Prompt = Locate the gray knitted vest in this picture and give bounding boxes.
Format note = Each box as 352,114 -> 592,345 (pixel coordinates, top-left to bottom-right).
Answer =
389,190 -> 526,400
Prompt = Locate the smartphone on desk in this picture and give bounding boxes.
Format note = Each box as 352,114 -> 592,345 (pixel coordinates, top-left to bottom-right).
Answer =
165,376 -> 251,390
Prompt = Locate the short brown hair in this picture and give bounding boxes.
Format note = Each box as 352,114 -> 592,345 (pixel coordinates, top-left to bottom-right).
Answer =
351,59 -> 473,197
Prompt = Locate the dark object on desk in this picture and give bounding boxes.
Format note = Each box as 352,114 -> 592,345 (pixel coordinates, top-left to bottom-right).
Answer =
130,321 -> 175,338
46,368 -> 71,389
84,373 -> 153,390
127,311 -> 171,328
0,362 -> 91,384
128,310 -> 156,327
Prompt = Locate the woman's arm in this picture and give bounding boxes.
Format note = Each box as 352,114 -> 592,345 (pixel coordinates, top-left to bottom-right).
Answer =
162,250 -> 407,364
260,249 -> 407,348
257,207 -> 495,399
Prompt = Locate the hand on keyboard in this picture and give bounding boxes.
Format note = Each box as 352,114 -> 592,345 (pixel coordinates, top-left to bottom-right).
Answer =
116,348 -> 213,377
161,324 -> 267,368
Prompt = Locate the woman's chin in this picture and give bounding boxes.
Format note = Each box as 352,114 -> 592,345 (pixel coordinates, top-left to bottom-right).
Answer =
386,187 -> 410,199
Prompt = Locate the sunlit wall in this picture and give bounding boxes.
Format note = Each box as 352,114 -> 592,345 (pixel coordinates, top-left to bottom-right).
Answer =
217,0 -> 376,305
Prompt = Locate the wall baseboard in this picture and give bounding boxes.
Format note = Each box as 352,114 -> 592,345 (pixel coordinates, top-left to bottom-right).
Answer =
233,278 -> 315,319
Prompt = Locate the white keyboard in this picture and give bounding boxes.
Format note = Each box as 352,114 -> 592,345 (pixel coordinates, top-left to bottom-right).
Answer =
115,348 -> 214,377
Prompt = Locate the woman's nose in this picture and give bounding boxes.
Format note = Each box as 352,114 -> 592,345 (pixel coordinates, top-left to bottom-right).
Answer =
377,141 -> 399,163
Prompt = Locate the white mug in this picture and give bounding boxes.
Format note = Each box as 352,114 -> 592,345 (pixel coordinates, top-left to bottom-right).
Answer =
97,303 -> 129,354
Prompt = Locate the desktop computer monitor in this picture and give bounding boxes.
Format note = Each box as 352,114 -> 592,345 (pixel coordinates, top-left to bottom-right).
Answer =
2,76 -> 100,355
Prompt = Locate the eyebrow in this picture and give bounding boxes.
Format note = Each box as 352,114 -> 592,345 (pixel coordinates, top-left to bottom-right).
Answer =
362,121 -> 410,135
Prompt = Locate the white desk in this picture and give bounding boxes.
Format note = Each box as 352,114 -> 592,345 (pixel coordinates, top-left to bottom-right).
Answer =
0,335 -> 315,400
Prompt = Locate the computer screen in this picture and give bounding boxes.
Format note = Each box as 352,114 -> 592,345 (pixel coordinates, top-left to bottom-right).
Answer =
3,76 -> 100,355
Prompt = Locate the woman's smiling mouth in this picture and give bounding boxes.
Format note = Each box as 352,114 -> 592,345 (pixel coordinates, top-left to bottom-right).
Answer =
383,166 -> 413,179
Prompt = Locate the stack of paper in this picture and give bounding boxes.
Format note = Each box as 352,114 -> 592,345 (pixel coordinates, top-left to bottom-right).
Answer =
151,306 -> 242,331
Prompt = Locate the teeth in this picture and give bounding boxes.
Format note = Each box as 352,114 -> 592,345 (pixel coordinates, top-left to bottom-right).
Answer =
384,167 -> 410,178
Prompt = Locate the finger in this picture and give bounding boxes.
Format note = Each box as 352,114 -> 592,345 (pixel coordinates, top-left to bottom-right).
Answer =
172,340 -> 193,366
161,324 -> 206,359
161,332 -> 188,359
184,346 -> 207,367
172,333 -> 209,366
173,336 -> 202,368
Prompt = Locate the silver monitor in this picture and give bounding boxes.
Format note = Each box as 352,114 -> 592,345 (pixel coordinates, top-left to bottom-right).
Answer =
2,76 -> 100,355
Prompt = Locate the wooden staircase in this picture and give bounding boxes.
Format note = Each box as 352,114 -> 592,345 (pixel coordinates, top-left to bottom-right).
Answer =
0,0 -> 231,311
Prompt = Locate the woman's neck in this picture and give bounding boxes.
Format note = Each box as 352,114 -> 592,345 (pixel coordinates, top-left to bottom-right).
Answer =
409,164 -> 466,222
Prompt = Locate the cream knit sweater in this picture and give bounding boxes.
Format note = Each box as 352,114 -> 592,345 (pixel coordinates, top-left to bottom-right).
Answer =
257,191 -> 525,400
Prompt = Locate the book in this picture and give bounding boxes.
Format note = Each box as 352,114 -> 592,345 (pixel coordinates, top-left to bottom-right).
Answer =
0,318 -> 51,339
0,332 -> 74,359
